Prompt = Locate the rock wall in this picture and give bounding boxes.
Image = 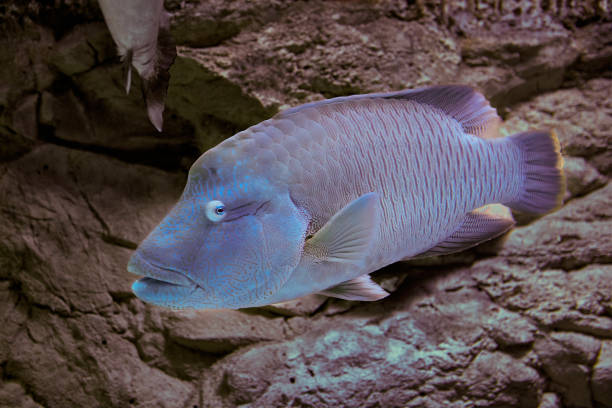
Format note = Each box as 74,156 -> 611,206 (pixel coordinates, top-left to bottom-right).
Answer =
0,1 -> 611,407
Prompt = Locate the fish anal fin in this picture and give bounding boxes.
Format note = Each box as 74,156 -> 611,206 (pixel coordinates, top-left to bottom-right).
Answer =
304,192 -> 380,265
319,274 -> 389,301
416,204 -> 515,258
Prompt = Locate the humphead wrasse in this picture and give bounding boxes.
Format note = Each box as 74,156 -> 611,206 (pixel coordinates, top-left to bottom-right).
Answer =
128,86 -> 565,309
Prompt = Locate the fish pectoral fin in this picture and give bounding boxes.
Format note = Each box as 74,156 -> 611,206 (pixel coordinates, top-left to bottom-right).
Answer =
319,274 -> 389,301
304,192 -> 380,264
414,204 -> 515,258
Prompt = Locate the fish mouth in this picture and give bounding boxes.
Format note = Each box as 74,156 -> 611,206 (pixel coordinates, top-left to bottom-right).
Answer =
127,251 -> 194,288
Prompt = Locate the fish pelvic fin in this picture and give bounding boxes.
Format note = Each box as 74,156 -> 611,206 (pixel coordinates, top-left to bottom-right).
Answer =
414,204 -> 515,258
142,11 -> 177,132
122,49 -> 133,94
303,192 -> 380,265
319,274 -> 389,301
504,130 -> 565,214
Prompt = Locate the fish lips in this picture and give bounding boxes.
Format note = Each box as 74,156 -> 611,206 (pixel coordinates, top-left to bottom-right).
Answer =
128,251 -> 201,306
130,276 -> 198,308
127,250 -> 195,288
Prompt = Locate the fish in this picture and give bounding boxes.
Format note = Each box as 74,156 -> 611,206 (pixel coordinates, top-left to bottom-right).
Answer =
98,0 -> 177,132
127,85 -> 565,309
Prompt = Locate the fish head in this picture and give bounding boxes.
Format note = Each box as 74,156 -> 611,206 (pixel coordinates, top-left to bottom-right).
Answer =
128,157 -> 308,309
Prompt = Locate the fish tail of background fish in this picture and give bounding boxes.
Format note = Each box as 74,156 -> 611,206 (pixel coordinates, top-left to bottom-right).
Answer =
503,130 -> 565,214
98,0 -> 176,132
141,10 -> 176,133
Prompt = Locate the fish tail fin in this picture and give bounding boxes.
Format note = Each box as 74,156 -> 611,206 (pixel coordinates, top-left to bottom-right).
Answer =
122,49 -> 133,94
504,130 -> 565,214
142,12 -> 176,132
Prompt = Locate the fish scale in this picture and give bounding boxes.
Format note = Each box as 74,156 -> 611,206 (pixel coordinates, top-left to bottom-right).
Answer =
246,99 -> 503,269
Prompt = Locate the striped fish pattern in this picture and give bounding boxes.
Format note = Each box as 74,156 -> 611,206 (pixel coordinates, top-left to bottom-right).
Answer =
127,85 -> 564,309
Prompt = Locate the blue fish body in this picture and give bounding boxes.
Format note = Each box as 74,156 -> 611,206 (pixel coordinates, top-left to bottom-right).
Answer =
128,86 -> 564,309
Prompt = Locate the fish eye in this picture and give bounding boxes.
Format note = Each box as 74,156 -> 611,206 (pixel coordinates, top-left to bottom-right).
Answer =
206,200 -> 226,222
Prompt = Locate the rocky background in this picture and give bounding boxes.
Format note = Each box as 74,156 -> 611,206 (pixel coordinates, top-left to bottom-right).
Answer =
0,0 -> 611,407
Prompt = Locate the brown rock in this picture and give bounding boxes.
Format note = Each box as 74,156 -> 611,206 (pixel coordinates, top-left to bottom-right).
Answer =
0,92 -> 39,162
592,341 -> 612,408
500,183 -> 612,271
483,308 -> 537,348
194,267 -> 551,407
534,333 -> 601,407
563,156 -> 608,200
50,23 -> 113,76
166,56 -> 275,150
0,282 -> 28,363
136,332 -> 166,362
182,1 -> 460,109
463,351 -> 543,407
40,89 -> 94,141
7,309 -> 192,408
217,342 -> 287,405
0,382 -> 42,408
460,28 -> 578,110
262,294 -> 328,316
0,19 -> 55,106
10,93 -> 39,142
169,0 -> 244,48
165,309 -> 287,353
501,79 -> 612,175
0,144 -> 184,313
538,393 -> 562,408
474,262 -> 612,337
570,22 -> 612,80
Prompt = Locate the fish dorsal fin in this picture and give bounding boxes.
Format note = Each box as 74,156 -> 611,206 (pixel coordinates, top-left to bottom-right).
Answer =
303,192 -> 380,264
388,85 -> 500,139
319,274 -> 389,301
279,85 -> 500,139
415,204 -> 515,258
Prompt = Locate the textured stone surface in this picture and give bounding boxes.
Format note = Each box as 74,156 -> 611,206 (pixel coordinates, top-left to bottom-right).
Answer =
49,22 -> 114,76
182,1 -> 461,109
165,309 -> 288,353
501,78 -> 612,175
261,294 -> 328,317
593,341 -> 612,407
0,1 -> 611,407
0,382 -> 42,408
563,156 -> 608,200
0,144 -> 185,313
539,393 -> 563,408
534,332 -> 601,407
